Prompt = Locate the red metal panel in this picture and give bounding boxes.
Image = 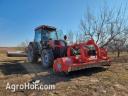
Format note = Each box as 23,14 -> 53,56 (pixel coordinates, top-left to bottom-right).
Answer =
53,38 -> 110,73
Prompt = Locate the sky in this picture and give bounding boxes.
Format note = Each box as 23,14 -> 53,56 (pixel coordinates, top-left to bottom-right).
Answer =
0,0 -> 127,47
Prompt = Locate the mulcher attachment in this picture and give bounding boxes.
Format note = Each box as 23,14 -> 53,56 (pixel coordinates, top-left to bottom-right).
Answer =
53,39 -> 110,73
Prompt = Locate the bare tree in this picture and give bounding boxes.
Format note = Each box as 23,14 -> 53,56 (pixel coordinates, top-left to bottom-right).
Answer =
109,37 -> 127,57
67,30 -> 74,44
126,44 -> 128,53
80,4 -> 128,48
18,40 -> 29,48
66,30 -> 85,44
57,29 -> 65,40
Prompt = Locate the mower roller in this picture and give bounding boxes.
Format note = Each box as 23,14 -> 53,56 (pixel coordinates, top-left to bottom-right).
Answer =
53,39 -> 110,73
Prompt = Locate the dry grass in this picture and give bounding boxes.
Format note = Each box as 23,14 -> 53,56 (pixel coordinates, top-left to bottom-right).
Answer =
108,52 -> 128,57
0,47 -> 24,54
0,48 -> 128,96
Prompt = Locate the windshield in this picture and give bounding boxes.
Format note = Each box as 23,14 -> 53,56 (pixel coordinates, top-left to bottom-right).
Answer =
41,30 -> 58,41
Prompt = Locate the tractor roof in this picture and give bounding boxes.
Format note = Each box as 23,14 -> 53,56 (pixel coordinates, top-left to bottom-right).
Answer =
35,25 -> 56,32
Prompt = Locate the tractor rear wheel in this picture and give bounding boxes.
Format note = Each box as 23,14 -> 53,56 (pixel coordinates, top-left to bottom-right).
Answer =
41,49 -> 54,68
27,44 -> 38,63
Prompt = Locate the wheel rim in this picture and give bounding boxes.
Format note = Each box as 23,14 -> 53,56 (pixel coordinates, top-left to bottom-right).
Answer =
44,54 -> 49,63
42,53 -> 49,66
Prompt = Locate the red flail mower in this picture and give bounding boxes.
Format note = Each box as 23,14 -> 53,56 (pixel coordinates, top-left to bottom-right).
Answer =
53,39 -> 110,73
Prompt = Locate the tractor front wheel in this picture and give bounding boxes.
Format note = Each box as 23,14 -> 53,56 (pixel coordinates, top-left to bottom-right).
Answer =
41,49 -> 54,68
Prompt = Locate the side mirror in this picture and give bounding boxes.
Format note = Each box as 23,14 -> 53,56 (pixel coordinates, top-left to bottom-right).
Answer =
64,35 -> 67,40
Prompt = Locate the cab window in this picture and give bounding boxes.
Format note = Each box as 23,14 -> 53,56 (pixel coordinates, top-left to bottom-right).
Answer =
34,31 -> 41,42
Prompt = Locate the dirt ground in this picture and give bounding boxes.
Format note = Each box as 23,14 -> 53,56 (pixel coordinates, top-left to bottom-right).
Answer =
0,51 -> 128,96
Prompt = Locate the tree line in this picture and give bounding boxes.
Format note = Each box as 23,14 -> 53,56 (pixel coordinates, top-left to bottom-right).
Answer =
20,3 -> 128,57
67,4 -> 128,57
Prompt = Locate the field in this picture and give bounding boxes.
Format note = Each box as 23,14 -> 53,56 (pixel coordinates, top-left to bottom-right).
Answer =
0,48 -> 128,96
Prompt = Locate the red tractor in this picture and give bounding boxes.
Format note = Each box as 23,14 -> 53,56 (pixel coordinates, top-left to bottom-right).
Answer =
27,25 -> 67,68
27,25 -> 110,73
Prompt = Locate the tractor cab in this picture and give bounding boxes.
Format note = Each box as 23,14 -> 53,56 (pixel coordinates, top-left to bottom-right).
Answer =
27,25 -> 67,68
34,25 -> 58,42
34,25 -> 67,49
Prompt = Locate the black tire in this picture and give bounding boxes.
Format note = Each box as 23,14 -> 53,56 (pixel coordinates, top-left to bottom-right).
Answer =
41,49 -> 54,68
27,44 -> 38,63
